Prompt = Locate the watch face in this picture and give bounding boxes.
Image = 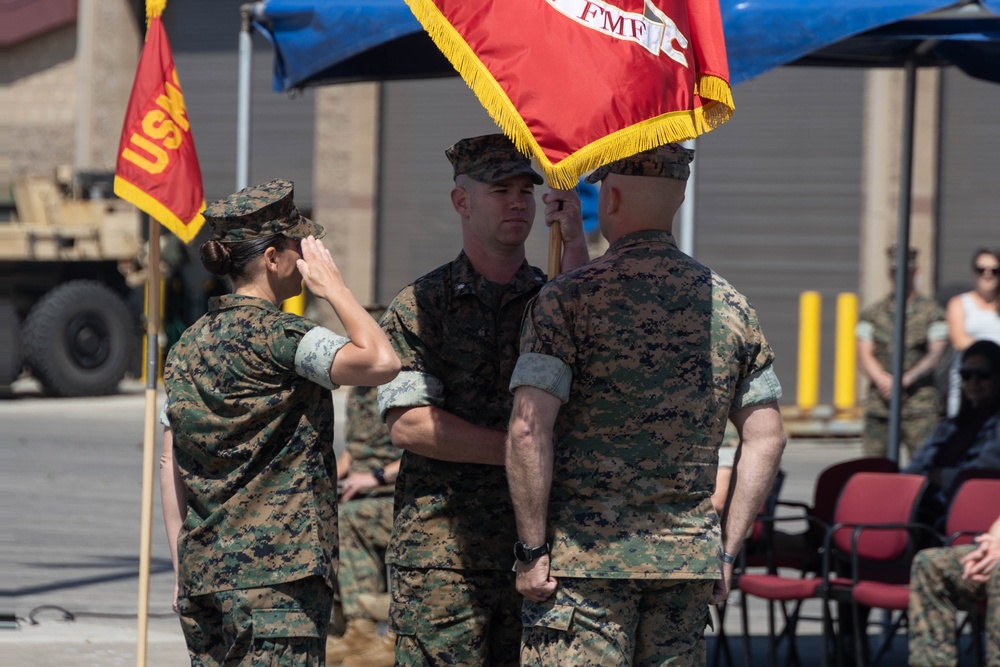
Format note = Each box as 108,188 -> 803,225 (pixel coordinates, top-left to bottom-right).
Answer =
514,541 -> 547,562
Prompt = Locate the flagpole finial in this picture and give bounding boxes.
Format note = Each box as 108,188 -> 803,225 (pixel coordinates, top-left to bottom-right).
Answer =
146,0 -> 166,22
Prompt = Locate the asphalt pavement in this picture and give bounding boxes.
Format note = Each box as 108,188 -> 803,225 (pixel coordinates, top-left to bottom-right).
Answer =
0,381 -> 915,666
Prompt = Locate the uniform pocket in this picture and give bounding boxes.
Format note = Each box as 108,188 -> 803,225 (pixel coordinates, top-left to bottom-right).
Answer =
251,608 -> 322,640
388,603 -> 419,637
523,602 -> 575,632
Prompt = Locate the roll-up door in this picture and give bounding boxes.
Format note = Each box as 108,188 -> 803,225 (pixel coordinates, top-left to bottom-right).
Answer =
377,69 -> 866,404
695,68 -> 865,405
937,68 -> 1000,299
163,0 -> 315,208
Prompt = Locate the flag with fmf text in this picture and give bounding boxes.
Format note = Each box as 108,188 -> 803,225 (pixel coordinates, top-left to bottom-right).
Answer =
404,0 -> 734,188
114,0 -> 204,243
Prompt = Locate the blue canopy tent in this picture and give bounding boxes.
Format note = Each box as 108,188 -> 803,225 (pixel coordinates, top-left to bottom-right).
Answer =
243,0 -> 1000,461
252,0 -> 1000,90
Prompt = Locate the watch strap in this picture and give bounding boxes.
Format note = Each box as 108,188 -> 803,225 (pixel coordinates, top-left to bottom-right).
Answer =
514,540 -> 550,563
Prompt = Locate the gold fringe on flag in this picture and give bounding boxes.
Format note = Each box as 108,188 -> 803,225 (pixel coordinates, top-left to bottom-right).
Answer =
404,0 -> 735,189
146,0 -> 166,22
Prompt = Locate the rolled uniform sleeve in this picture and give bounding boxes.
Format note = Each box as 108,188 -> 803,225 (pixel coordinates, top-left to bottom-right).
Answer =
855,320 -> 875,341
731,365 -> 783,411
377,371 -> 445,421
927,320 -> 948,342
376,295 -> 446,421
293,326 -> 349,391
510,352 -> 573,403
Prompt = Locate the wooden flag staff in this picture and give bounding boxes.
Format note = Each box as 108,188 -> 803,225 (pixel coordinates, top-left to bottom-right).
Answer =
136,219 -> 160,667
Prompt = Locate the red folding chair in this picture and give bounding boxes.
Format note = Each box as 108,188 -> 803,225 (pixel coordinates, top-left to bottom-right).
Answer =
822,472 -> 932,667
729,457 -> 898,667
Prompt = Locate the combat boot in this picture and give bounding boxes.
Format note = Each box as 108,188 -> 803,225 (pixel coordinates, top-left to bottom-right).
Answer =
326,618 -> 378,664
357,592 -> 390,622
342,628 -> 396,667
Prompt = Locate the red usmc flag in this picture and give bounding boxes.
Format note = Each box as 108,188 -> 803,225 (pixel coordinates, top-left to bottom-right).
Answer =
405,0 -> 733,188
114,0 -> 205,242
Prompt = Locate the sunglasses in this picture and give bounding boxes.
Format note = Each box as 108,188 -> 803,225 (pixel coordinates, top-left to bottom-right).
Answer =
959,368 -> 995,382
975,265 -> 1000,276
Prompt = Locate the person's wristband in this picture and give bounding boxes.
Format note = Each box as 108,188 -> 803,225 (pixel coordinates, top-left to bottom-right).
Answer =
371,467 -> 386,485
721,552 -> 737,565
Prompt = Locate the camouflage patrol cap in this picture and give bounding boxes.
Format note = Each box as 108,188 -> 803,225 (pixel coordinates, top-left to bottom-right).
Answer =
584,143 -> 695,184
445,134 -> 543,185
204,179 -> 324,243
887,245 -> 918,269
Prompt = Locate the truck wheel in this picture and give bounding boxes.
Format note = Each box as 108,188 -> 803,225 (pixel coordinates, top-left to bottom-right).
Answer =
0,300 -> 22,387
23,281 -> 135,397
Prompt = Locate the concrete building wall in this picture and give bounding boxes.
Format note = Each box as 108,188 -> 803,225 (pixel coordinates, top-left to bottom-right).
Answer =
74,0 -> 140,171
3,25 -> 79,177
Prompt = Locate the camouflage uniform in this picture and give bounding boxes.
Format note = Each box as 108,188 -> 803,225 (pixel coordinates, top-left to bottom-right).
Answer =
908,544 -> 1000,666
164,179 -> 343,666
378,250 -> 546,667
856,293 -> 947,458
339,382 -> 400,621
510,227 -> 782,667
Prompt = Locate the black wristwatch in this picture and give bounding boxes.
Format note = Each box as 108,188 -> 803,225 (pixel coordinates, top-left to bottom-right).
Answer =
371,467 -> 387,485
513,540 -> 550,563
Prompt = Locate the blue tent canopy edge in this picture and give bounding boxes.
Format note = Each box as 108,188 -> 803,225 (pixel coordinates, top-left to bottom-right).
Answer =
253,0 -> 1000,91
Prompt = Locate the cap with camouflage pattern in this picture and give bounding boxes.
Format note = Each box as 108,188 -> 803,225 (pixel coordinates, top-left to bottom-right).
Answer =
887,245 -> 918,269
204,179 -> 325,243
584,143 -> 695,184
446,134 -> 543,185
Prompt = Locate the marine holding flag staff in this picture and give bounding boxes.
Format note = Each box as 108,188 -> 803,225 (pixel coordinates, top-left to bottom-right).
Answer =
506,143 -> 787,666
159,179 -> 400,666
376,133 -> 589,667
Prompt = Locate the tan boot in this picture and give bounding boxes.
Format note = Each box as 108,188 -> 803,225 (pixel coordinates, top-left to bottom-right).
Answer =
357,593 -> 390,622
326,618 -> 378,665
342,629 -> 396,667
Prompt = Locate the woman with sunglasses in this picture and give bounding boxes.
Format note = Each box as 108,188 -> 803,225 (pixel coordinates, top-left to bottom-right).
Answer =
945,249 -> 1000,415
905,339 -> 1000,524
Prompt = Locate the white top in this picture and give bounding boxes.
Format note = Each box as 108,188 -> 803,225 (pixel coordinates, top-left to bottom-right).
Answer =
961,292 -> 1000,345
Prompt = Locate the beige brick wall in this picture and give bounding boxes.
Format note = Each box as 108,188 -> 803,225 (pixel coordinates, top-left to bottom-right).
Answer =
2,25 -> 79,176
2,0 -> 139,178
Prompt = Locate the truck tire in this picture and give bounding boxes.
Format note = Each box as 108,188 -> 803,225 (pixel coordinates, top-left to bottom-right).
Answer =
0,300 -> 22,387
23,280 -> 135,397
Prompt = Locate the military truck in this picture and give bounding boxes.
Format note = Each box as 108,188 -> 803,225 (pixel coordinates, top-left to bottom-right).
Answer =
0,167 -> 143,396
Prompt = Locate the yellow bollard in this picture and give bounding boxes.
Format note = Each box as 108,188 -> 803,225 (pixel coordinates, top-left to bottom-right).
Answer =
797,291 -> 821,412
282,283 -> 306,316
834,292 -> 858,414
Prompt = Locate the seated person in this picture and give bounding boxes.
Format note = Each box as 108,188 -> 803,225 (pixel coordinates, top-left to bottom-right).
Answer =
908,510 -> 1000,667
905,340 -> 1000,524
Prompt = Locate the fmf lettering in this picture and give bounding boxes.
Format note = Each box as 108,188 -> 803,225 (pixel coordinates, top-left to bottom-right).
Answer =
579,1 -> 645,38
121,70 -> 190,175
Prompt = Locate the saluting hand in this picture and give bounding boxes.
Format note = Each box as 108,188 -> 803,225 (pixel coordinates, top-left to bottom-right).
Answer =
296,236 -> 346,301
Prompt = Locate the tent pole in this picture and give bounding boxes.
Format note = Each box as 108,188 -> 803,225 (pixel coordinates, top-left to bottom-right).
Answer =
887,58 -> 918,464
678,138 -> 696,257
236,4 -> 257,190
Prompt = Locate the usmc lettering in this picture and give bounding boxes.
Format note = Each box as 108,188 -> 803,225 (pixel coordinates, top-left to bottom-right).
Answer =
121,69 -> 191,174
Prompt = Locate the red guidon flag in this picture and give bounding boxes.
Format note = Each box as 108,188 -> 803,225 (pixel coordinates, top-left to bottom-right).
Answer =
114,0 -> 205,242
405,0 -> 734,188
